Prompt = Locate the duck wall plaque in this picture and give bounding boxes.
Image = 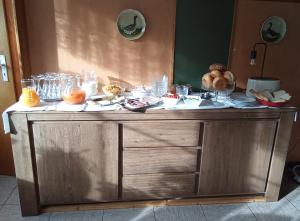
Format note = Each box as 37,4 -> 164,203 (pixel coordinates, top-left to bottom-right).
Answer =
117,9 -> 146,40
261,16 -> 287,44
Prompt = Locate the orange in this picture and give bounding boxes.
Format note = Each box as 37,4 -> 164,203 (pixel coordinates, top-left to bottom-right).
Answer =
20,88 -> 40,107
63,89 -> 86,104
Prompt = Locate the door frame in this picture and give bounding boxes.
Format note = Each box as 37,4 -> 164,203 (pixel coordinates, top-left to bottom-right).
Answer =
2,0 -> 25,97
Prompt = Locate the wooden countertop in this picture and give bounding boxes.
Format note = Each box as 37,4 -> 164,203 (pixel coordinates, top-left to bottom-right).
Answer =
10,107 -> 297,121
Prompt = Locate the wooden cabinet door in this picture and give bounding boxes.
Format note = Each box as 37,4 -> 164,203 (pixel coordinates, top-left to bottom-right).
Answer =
199,120 -> 277,195
32,121 -> 118,206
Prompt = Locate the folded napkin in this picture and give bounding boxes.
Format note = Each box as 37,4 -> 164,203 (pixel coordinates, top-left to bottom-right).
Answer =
2,102 -> 50,134
2,110 -> 11,134
55,102 -> 86,112
84,103 -> 123,112
164,98 -> 231,110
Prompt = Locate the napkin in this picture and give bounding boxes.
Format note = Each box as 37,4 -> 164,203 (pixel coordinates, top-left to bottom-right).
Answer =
55,102 -> 86,112
2,102 -> 49,134
84,103 -> 123,112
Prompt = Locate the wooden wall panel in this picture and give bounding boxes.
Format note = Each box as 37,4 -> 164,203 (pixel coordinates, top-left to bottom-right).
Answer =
0,0 -> 17,175
19,0 -> 176,88
229,0 -> 300,162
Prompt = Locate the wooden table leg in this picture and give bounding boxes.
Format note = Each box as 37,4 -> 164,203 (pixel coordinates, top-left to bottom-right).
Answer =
10,113 -> 39,216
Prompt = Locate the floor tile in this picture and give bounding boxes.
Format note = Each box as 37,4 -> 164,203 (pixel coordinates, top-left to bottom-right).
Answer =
50,210 -> 103,221
248,198 -> 300,221
103,207 -> 155,221
0,176 -> 17,205
154,205 -> 206,221
202,204 -> 256,221
286,188 -> 300,210
5,186 -> 20,205
0,204 -> 50,221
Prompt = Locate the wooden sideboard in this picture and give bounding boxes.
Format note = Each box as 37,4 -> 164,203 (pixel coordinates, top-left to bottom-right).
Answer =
9,108 -> 296,216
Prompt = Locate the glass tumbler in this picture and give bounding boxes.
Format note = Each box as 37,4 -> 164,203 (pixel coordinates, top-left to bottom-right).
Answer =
176,85 -> 189,97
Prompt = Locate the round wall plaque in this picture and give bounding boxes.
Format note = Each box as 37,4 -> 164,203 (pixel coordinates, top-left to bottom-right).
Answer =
117,9 -> 146,41
261,16 -> 287,44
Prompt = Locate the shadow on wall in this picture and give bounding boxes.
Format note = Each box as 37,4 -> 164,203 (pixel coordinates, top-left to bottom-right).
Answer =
22,0 -> 176,87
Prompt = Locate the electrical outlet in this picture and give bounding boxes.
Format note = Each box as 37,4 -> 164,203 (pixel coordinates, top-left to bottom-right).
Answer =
0,55 -> 8,82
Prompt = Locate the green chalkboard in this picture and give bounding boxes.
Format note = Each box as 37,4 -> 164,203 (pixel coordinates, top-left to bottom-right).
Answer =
174,0 -> 234,91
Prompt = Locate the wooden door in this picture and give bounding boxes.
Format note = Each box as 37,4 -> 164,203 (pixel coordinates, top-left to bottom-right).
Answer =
0,0 -> 17,175
32,121 -> 119,206
199,120 -> 277,195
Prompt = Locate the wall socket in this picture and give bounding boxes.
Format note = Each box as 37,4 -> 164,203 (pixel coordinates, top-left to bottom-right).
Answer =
0,55 -> 8,82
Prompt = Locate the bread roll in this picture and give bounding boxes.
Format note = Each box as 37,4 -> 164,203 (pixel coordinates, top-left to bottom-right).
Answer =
210,70 -> 223,78
249,89 -> 269,101
213,77 -> 227,91
209,63 -> 226,72
202,73 -> 213,89
224,71 -> 236,85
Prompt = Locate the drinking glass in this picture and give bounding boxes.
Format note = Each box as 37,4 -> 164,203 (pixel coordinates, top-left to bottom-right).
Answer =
32,75 -> 41,96
31,73 -> 87,101
21,78 -> 35,90
152,75 -> 168,97
176,85 -> 189,97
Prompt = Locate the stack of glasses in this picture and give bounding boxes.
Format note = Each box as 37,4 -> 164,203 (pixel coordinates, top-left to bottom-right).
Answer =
32,73 -> 81,101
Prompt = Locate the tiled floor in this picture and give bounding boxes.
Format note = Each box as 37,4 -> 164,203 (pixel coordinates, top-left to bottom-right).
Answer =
1,175 -> 300,221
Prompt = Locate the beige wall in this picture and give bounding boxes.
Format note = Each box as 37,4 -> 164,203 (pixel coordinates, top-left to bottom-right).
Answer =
19,0 -> 176,88
229,0 -> 300,162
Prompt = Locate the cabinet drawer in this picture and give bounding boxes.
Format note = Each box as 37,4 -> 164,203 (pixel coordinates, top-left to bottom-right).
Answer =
123,122 -> 201,147
123,148 -> 198,175
123,173 -> 196,200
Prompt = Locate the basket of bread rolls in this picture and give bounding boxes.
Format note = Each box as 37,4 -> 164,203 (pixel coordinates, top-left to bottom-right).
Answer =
202,63 -> 236,96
